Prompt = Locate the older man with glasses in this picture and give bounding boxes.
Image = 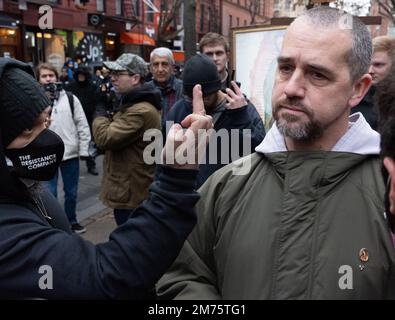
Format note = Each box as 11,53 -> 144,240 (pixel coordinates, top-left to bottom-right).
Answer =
93,53 -> 162,226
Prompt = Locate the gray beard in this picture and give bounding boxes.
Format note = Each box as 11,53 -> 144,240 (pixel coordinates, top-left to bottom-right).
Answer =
276,113 -> 324,141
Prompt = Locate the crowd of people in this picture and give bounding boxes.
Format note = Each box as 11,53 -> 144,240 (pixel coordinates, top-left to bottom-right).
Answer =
0,6 -> 394,299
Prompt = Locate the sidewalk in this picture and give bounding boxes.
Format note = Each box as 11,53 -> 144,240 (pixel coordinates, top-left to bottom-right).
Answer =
57,155 -> 116,244
81,207 -> 116,244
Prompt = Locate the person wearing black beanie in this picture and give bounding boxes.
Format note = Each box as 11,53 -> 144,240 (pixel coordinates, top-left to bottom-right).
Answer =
0,57 -> 214,299
0,58 -> 52,201
159,53 -> 265,188
182,53 -> 222,98
0,62 -> 51,147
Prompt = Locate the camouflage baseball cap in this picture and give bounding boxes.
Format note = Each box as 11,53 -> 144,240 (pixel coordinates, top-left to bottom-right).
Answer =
103,53 -> 148,77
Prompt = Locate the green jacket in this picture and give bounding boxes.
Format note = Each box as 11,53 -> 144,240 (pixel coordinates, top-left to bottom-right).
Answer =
157,150 -> 395,299
93,96 -> 161,209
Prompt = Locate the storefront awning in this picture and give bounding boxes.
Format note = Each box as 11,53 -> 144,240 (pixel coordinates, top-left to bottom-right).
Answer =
172,50 -> 185,63
0,13 -> 19,28
120,32 -> 155,46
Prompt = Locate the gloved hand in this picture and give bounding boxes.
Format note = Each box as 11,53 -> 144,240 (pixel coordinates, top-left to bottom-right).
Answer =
94,91 -> 109,118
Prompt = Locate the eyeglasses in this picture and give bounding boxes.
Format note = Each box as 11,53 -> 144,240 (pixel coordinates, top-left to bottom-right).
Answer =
110,71 -> 132,78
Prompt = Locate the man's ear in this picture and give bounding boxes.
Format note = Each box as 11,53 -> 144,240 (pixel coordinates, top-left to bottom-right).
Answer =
349,73 -> 372,108
131,74 -> 141,86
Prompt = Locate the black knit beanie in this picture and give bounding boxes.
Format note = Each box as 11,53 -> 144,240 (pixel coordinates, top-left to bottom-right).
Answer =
183,53 -> 221,98
0,63 -> 51,147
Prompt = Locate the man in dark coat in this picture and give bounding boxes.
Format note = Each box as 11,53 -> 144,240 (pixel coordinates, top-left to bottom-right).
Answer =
66,66 -> 99,175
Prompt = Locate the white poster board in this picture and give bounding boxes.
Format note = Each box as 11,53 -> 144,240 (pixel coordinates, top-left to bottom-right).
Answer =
232,26 -> 286,129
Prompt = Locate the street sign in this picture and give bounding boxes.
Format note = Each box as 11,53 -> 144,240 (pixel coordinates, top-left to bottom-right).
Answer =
88,13 -> 103,27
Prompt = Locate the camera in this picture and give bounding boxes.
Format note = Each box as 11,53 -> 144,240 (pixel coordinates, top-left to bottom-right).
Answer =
43,82 -> 63,106
43,82 -> 63,93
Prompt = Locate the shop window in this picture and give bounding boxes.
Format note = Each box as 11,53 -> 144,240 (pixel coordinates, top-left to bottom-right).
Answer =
0,28 -> 18,59
116,0 -> 123,16
24,31 -> 36,63
97,0 -> 106,12
146,9 -> 154,23
132,0 -> 140,17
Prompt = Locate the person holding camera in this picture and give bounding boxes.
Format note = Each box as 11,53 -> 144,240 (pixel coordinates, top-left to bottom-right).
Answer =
36,62 -> 91,234
93,53 -> 162,226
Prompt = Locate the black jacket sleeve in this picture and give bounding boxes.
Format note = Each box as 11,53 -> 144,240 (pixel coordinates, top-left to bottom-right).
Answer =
0,167 -> 199,299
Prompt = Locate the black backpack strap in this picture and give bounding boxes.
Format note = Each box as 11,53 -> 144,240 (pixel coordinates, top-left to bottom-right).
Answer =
65,91 -> 74,118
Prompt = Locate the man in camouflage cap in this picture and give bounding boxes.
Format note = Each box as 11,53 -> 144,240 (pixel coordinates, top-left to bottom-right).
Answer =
103,53 -> 148,81
93,53 -> 162,225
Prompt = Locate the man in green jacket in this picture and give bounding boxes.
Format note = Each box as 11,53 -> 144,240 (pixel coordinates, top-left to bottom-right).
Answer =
157,7 -> 395,299
93,53 -> 161,225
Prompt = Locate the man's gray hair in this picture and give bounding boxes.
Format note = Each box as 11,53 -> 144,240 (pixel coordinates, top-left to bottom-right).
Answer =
299,6 -> 372,82
150,47 -> 175,65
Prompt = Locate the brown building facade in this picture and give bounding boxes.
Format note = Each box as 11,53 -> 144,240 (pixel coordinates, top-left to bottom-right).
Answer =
222,0 -> 272,41
0,0 -> 160,69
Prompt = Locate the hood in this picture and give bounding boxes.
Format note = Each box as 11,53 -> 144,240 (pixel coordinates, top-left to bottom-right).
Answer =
120,82 -> 162,111
73,66 -> 92,85
256,112 -> 380,155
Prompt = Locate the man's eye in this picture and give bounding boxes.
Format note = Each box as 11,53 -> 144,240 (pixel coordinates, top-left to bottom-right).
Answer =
309,71 -> 330,85
279,65 -> 293,74
311,72 -> 326,80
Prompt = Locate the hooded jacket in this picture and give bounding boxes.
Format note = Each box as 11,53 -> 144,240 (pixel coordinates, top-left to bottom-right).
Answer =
93,83 -> 161,209
66,67 -> 98,126
157,113 -> 395,299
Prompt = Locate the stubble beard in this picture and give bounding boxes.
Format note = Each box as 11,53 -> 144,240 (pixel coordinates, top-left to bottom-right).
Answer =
274,104 -> 324,141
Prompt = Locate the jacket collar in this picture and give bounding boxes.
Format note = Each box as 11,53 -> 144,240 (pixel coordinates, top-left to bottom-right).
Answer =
256,112 -> 380,155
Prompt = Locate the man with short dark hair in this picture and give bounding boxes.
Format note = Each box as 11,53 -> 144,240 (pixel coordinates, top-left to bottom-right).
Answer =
37,62 -> 90,234
93,53 -> 161,225
158,7 -> 395,299
199,32 -> 231,91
